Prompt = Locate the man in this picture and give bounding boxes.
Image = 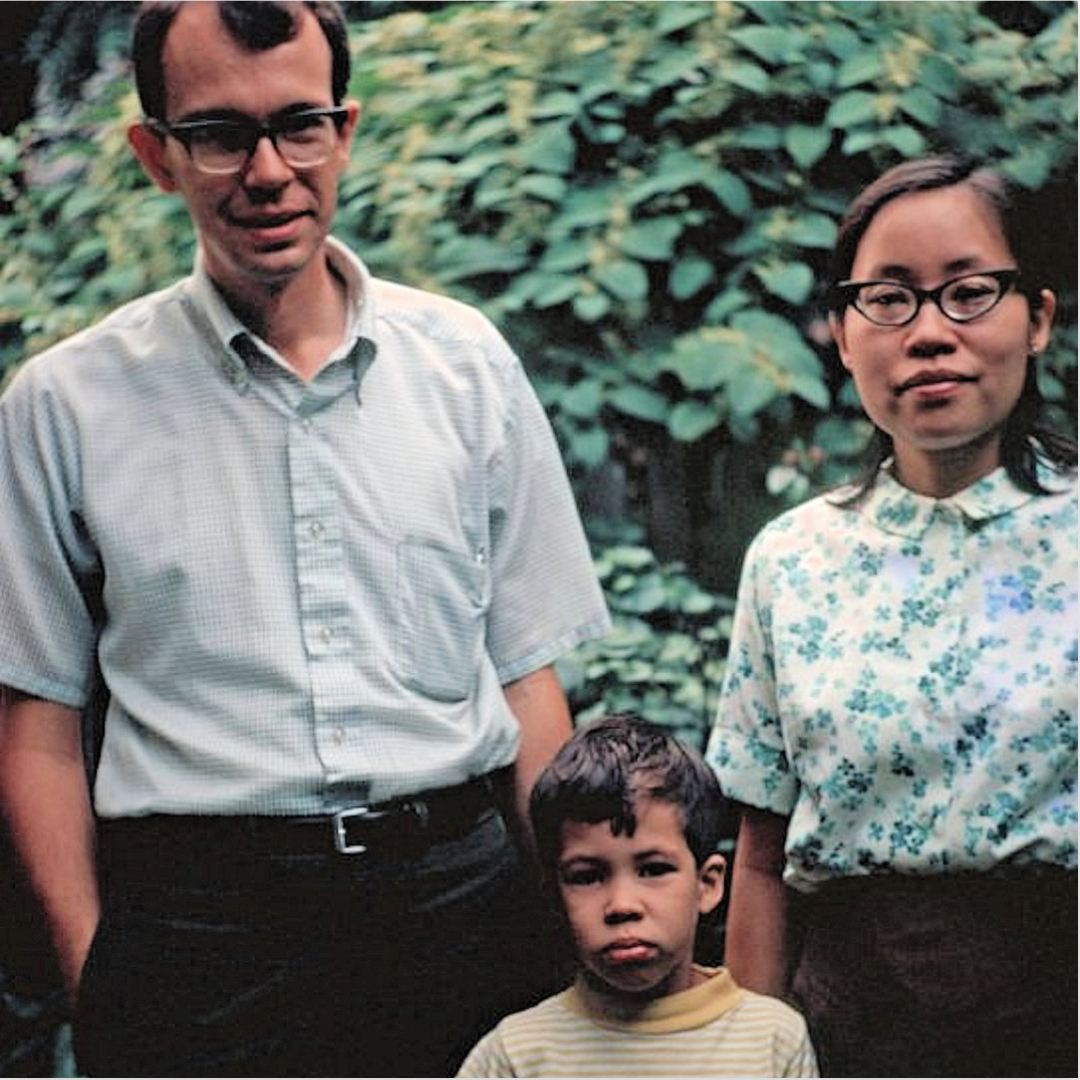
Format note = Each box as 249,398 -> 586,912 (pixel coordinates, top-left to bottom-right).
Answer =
0,2 -> 610,1074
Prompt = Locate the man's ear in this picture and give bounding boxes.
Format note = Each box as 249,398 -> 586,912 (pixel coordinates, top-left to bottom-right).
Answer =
697,852 -> 726,916
829,311 -> 854,374
333,99 -> 362,166
128,121 -> 178,192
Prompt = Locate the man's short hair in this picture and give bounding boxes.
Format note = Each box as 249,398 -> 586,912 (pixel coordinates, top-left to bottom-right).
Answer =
131,0 -> 351,120
529,713 -> 728,879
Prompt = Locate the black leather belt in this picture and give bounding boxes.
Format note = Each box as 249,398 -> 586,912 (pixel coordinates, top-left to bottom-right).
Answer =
99,771 -> 505,859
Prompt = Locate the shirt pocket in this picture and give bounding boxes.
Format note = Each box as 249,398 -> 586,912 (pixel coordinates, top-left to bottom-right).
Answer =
394,539 -> 489,702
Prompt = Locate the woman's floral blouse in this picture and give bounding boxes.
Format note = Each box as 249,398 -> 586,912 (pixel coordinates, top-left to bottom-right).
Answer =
707,462 -> 1078,891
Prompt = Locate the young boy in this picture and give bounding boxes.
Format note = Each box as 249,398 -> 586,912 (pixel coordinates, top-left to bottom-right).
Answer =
456,714 -> 818,1077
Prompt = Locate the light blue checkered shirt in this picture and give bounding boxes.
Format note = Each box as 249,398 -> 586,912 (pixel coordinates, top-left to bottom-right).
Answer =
0,239 -> 610,816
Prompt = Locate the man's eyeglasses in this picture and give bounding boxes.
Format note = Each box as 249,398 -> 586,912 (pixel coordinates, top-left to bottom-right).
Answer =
830,269 -> 1021,327
145,107 -> 349,176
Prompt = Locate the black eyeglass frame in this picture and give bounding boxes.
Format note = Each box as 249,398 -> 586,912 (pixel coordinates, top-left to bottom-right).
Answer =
144,106 -> 350,175
830,268 -> 1022,327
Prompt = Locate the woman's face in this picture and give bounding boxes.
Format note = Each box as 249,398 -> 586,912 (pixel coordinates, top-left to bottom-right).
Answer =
831,183 -> 1054,496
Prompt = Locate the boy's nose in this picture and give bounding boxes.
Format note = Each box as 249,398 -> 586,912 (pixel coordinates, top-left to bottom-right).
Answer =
603,880 -> 644,923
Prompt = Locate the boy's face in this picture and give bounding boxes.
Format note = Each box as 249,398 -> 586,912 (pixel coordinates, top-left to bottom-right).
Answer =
556,798 -> 725,1001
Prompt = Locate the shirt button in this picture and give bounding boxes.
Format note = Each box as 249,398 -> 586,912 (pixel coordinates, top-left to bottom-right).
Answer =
309,521 -> 324,539
332,727 -> 346,746
320,626 -> 333,644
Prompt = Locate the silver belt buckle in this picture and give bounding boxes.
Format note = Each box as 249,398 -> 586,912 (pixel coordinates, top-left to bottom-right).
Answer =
333,806 -> 375,854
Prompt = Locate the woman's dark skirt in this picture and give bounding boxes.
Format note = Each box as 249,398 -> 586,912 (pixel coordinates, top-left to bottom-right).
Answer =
787,868 -> 1077,1077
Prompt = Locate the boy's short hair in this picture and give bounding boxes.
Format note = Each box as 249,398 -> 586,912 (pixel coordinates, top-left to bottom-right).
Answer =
530,714 -> 727,879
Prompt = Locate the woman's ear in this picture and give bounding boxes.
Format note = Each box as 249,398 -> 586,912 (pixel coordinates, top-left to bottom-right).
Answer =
829,311 -> 854,373
697,853 -> 726,916
1028,289 -> 1056,355
128,120 -> 178,192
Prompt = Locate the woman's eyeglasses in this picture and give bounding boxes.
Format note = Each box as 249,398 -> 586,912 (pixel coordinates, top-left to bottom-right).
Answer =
831,269 -> 1021,327
144,107 -> 349,176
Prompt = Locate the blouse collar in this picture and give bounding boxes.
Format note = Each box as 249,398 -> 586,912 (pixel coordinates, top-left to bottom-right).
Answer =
828,463 -> 1040,540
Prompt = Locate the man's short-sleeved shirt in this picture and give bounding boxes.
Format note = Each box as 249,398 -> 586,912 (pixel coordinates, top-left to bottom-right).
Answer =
707,464 -> 1078,891
0,239 -> 610,816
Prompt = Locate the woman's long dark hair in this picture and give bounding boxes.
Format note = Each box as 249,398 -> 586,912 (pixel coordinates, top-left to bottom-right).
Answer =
828,156 -> 1076,500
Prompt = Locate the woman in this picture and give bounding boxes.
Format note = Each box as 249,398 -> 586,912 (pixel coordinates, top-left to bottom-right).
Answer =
707,156 -> 1077,1077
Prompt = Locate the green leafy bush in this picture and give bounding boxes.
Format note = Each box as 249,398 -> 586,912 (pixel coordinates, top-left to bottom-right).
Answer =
557,539 -> 734,752
340,0 -> 1076,513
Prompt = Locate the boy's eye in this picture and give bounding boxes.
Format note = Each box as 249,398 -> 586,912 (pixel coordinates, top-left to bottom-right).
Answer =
639,861 -> 676,878
560,865 -> 604,887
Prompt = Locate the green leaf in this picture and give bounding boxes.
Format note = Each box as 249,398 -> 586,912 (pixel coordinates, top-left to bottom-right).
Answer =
705,288 -> 751,324
531,91 -> 580,119
58,185 -> 105,223
607,383 -> 670,424
841,129 -> 880,155
669,399 -> 720,442
518,173 -> 567,202
0,278 -> 36,310
569,426 -> 609,469
1001,147 -> 1054,189
433,236 -> 528,281
553,186 -> 617,231
531,274 -> 581,308
826,90 -> 879,129
540,240 -> 590,274
669,257 -> 715,301
520,120 -> 576,175
561,378 -> 605,420
656,4 -> 711,34
898,87 -> 943,127
722,61 -> 771,94
788,370 -> 831,410
729,25 -> 799,65
705,170 -> 752,217
881,125 -> 926,156
595,258 -> 649,302
784,125 -> 833,170
785,212 -> 838,250
836,51 -> 886,89
918,54 -> 963,100
665,335 -> 726,392
732,124 -> 783,150
619,217 -> 684,260
573,291 -> 611,322
727,366 -> 778,419
602,546 -> 655,572
755,262 -> 814,305
625,150 -> 709,206
463,112 -> 513,149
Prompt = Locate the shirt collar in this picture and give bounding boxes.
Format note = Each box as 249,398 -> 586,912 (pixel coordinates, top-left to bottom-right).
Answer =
828,462 -> 1039,539
562,966 -> 742,1034
184,236 -> 377,394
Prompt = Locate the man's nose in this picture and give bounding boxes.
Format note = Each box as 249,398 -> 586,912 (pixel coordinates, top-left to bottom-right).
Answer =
243,134 -> 294,187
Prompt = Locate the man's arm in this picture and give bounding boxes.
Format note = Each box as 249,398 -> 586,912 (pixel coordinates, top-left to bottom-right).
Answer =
501,664 -> 573,843
725,805 -> 791,998
0,688 -> 99,1004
